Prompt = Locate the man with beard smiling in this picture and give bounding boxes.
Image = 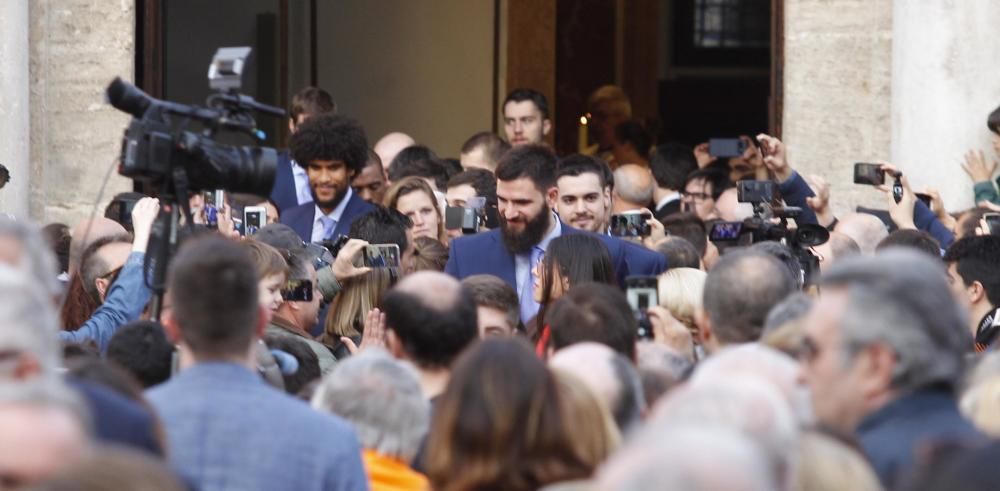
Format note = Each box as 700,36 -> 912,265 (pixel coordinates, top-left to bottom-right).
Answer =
551,154 -> 613,233
281,114 -> 375,243
445,145 -> 667,323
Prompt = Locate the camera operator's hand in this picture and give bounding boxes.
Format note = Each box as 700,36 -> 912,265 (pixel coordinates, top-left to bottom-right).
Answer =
131,197 -> 160,254
804,174 -> 835,228
961,149 -> 998,183
878,163 -> 916,230
756,134 -> 793,183
640,208 -> 666,250
341,307 -> 388,355
217,203 -> 241,240
694,142 -> 715,168
646,305 -> 694,361
332,239 -> 372,282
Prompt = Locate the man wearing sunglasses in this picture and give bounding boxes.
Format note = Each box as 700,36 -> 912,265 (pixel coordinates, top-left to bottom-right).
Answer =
266,250 -> 335,374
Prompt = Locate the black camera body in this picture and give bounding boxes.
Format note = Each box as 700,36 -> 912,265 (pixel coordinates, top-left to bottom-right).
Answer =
445,197 -> 498,235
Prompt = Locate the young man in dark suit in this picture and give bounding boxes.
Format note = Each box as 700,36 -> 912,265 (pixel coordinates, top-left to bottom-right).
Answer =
269,87 -> 335,213
445,144 -> 667,324
280,114 -> 374,243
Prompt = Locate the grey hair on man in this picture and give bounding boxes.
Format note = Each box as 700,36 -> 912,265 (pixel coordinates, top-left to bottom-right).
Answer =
612,164 -> 655,209
0,264 -> 61,379
0,217 -> 62,298
311,349 -> 429,461
823,249 -> 970,391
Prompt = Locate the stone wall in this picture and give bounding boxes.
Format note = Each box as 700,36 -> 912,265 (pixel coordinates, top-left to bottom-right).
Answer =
28,0 -> 134,225
782,0 -> 894,216
0,1 -> 31,218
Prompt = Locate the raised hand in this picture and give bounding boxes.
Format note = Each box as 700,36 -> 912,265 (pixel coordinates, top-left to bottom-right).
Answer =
756,133 -> 792,183
961,150 -> 998,183
332,239 -> 372,282
341,307 -> 388,355
130,197 -> 160,253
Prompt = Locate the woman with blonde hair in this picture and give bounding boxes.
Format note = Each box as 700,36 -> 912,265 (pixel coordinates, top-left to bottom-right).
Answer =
384,176 -> 447,244
657,267 -> 706,340
319,268 -> 398,358
551,370 -> 621,468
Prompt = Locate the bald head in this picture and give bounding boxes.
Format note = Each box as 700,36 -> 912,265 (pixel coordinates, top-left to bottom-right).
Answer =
382,271 -> 478,369
834,213 -> 888,255
612,164 -> 655,213
550,342 -> 645,433
374,132 -> 416,172
715,188 -> 754,221
702,251 -> 796,347
813,231 -> 860,273
69,217 -> 127,275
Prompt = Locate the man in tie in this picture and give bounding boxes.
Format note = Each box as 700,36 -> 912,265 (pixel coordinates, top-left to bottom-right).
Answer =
269,87 -> 336,213
280,114 -> 375,243
445,145 -> 667,324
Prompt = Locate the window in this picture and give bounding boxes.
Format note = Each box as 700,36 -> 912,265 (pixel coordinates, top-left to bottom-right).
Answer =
693,0 -> 770,48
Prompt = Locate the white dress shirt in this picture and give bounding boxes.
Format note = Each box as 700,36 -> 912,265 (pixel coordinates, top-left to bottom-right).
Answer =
311,187 -> 354,243
291,160 -> 313,206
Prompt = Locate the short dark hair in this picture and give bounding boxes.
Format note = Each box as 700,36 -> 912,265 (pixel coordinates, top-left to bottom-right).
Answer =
555,154 -> 613,190
381,283 -> 478,369
495,144 -> 557,193
656,236 -> 701,269
944,236 -> 1000,307
878,229 -> 941,259
461,275 -> 522,334
447,168 -> 497,205
661,212 -> 707,257
614,120 -> 652,157
349,205 -> 411,253
387,145 -> 449,190
290,114 -> 369,173
547,283 -> 637,361
703,251 -> 797,344
959,207 -> 992,239
748,241 -> 803,289
263,334 -> 321,396
168,236 -> 260,358
650,142 -> 697,191
503,88 -> 550,119
683,167 -> 732,200
106,320 -> 174,389
989,105 -> 1000,135
460,132 -> 511,166
289,86 -> 336,121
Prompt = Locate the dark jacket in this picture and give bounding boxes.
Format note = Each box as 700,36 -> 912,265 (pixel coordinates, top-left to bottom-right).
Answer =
280,192 -> 374,243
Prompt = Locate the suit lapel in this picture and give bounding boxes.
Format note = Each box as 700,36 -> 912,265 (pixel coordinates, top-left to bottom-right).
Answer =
490,231 -> 518,288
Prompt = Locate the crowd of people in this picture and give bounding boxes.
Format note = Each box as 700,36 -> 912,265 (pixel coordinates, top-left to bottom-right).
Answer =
2,82 -> 1000,491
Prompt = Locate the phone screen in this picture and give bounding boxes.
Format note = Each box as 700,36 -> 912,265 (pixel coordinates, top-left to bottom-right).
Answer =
854,163 -> 885,186
244,209 -> 263,236
985,213 -> 1000,236
364,244 -> 401,268
281,279 -> 313,302
610,212 -> 652,237
626,276 -> 658,340
709,221 -> 743,241
709,138 -> 747,158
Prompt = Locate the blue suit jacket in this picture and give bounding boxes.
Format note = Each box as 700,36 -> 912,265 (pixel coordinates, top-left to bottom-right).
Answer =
280,192 -> 375,243
269,151 -> 299,214
444,222 -> 667,289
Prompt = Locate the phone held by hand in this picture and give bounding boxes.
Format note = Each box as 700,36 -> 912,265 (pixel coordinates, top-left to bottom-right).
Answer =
984,213 -> 1000,236
610,211 -> 653,238
243,206 -> 266,236
853,163 -> 885,186
709,138 -> 748,158
363,244 -> 401,268
281,279 -> 313,302
626,276 -> 658,340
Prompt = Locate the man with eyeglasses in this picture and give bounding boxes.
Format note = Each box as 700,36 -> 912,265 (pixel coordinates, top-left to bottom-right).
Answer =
266,249 -> 335,374
680,168 -> 730,221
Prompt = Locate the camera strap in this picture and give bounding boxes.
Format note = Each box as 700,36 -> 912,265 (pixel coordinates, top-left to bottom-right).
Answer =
974,307 -> 1000,353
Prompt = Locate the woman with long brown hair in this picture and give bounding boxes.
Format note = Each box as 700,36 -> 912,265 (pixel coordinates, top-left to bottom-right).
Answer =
384,176 -> 448,245
319,268 -> 398,358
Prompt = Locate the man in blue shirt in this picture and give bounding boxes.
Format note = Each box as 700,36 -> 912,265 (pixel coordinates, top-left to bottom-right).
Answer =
147,236 -> 367,491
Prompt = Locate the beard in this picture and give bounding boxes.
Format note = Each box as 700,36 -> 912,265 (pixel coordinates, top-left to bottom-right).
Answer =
312,185 -> 348,211
501,203 -> 552,254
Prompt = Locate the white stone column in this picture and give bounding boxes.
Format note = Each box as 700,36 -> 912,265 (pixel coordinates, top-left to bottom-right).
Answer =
891,0 -> 1000,212
0,1 -> 31,218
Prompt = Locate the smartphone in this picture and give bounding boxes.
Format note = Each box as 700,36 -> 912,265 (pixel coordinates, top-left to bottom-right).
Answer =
363,244 -> 401,268
243,206 -> 266,236
709,221 -> 744,241
985,213 -> 1000,236
609,211 -> 653,238
915,192 -> 932,208
709,138 -> 748,158
854,163 -> 885,186
117,197 -> 139,230
626,276 -> 658,340
281,279 -> 313,302
203,191 -> 219,228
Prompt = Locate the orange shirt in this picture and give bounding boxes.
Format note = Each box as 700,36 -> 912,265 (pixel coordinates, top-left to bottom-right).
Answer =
363,449 -> 430,491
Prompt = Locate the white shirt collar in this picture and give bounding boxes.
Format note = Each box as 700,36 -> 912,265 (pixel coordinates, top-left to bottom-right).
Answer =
314,187 -> 354,226
656,191 -> 680,211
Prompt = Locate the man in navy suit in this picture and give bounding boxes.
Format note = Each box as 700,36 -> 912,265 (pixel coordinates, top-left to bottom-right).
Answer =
270,87 -> 336,213
445,145 -> 667,324
280,114 -> 374,243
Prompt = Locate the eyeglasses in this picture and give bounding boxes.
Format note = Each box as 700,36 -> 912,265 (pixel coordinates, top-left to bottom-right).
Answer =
680,191 -> 712,202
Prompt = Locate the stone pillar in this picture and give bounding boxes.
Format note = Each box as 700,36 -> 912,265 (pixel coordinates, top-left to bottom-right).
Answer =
0,1 -> 30,218
29,0 -> 135,226
891,0 -> 1000,212
782,0 -> 894,215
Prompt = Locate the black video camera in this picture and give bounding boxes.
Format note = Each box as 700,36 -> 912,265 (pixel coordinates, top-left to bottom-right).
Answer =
445,197 -> 498,235
106,47 -> 283,196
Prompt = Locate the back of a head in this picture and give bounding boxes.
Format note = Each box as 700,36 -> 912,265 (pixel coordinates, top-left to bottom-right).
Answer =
835,213 -> 888,255
795,431 -> 882,491
748,241 -> 802,289
105,320 -> 173,389
290,113 -> 368,174
382,271 -> 478,369
0,217 -> 62,298
547,283 -> 637,360
552,370 -> 621,466
614,120 -> 652,157
656,236 -> 701,269
550,342 -> 646,434
262,334 -> 320,395
761,292 -> 813,355
0,265 -> 61,377
612,164 -> 655,206
252,223 -> 305,253
650,142 -> 697,191
446,168 -> 497,204
636,342 -> 692,406
460,132 -> 511,170
944,235 -> 1000,308
387,145 -> 448,190
703,251 -> 796,344
289,86 -> 336,121
495,144 -> 557,191
587,85 -> 631,117
657,267 -> 706,331
168,237 -> 260,359
660,212 -> 707,257
544,234 -> 616,287
822,249 -> 970,391
461,274 -> 521,334
408,236 -> 449,273
348,205 -> 411,252
828,230 -> 862,258
311,350 -> 428,461
878,229 -> 941,258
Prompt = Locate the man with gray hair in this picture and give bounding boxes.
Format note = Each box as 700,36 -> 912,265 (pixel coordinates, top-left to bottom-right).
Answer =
697,251 -> 797,354
611,164 -> 655,214
549,342 -> 646,434
312,350 -> 430,490
835,213 -> 888,255
801,250 -> 982,488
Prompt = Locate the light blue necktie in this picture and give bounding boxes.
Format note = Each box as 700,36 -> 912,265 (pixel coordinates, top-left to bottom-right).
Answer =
319,216 -> 336,240
519,246 -> 545,324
